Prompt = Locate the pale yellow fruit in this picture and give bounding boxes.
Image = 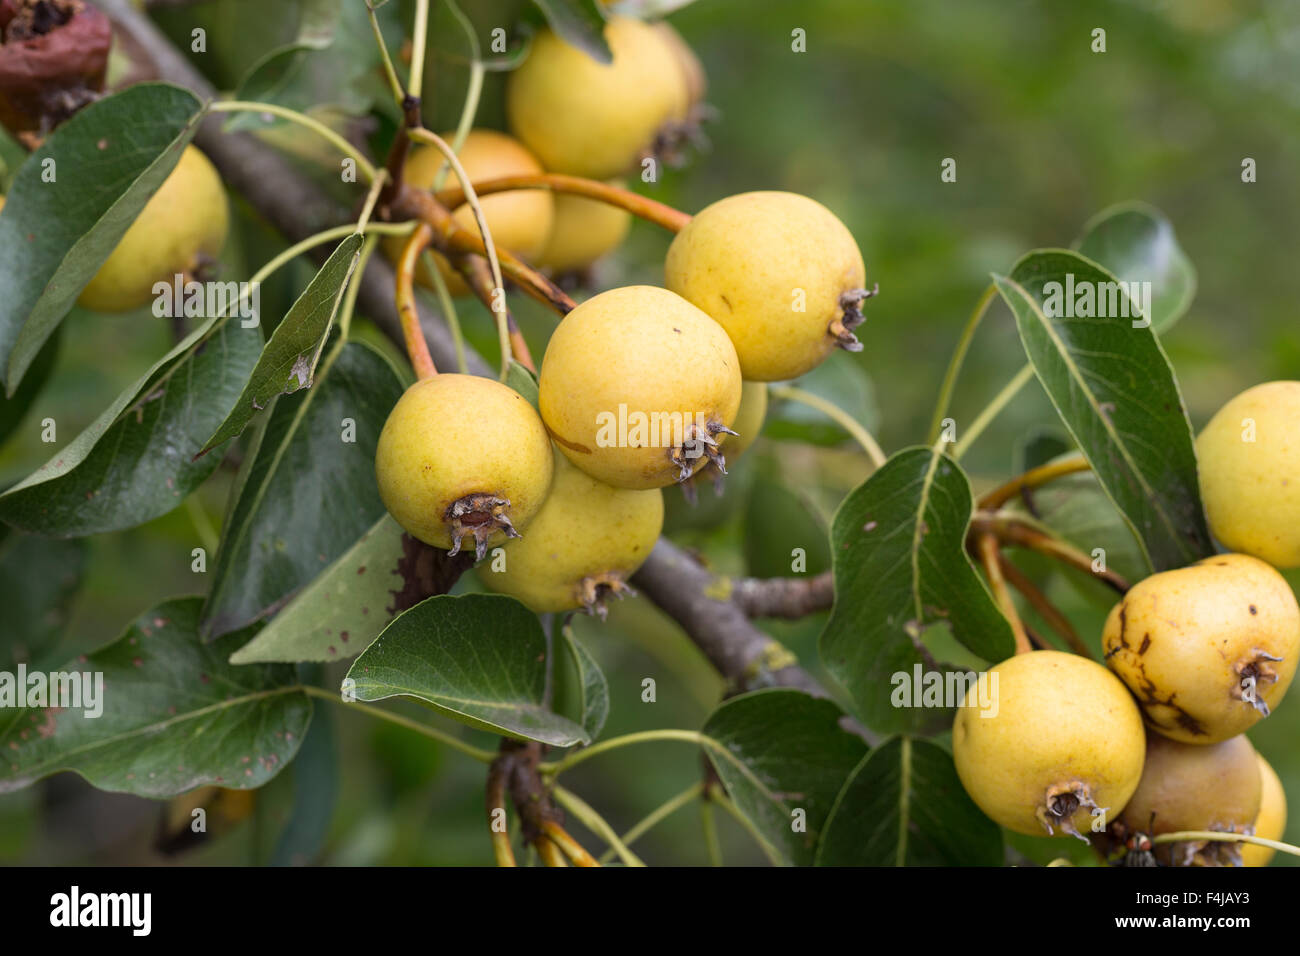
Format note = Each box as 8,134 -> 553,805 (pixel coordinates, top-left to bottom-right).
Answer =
535,180 -> 632,273
506,16 -> 688,178
721,381 -> 768,464
1242,754 -> 1287,866
374,374 -> 554,557
538,285 -> 742,490
1102,553 -> 1300,744
665,191 -> 867,381
480,452 -> 663,613
77,145 -> 229,313
382,130 -> 553,296
953,650 -> 1146,839
1197,381 -> 1300,568
655,21 -> 706,114
1120,733 -> 1261,866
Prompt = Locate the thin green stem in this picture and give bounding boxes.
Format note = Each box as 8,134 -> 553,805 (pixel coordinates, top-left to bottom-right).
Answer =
1149,830 -> 1300,858
769,385 -> 887,467
951,363 -> 1036,461
364,1 -> 406,104
299,685 -> 496,762
551,785 -> 646,867
408,0 -> 431,102
699,792 -> 723,867
408,127 -> 510,380
540,729 -> 707,777
208,100 -> 377,182
927,283 -> 996,444
707,785 -> 784,866
596,782 -> 703,865
422,250 -> 469,373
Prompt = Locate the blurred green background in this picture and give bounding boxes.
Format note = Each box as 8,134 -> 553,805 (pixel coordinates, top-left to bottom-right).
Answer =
1,0 -> 1298,865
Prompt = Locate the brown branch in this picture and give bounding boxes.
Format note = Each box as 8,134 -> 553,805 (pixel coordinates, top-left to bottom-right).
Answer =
434,173 -> 692,233
730,571 -> 833,618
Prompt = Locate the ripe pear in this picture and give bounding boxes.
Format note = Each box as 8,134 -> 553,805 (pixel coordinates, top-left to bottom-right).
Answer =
374,374 -> 554,559
1119,732 -> 1261,866
383,129 -> 553,297
538,285 -> 741,490
665,191 -> 868,381
480,451 -> 663,614
77,145 -> 229,313
1102,553 -> 1300,744
506,15 -> 689,179
952,650 -> 1146,840
1242,754 -> 1287,866
535,180 -> 632,274
1197,381 -> 1300,568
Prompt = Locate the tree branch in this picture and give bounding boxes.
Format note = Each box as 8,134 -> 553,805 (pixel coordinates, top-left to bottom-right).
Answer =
102,0 -> 841,715
730,570 -> 833,619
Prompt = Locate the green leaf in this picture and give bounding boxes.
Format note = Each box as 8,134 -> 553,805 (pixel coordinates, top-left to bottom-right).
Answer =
743,471 -> 831,578
765,352 -> 879,447
202,339 -> 405,638
0,84 -> 206,393
993,252 -> 1213,571
0,598 -> 311,798
0,533 -> 86,668
1075,202 -> 1196,333
504,358 -> 540,411
531,0 -> 612,63
820,447 -> 1016,734
0,319 -> 260,537
230,516 -> 472,664
815,737 -> 1002,866
225,0 -> 343,133
199,234 -> 364,456
1012,425 -> 1073,475
702,688 -> 868,866
346,594 -> 590,747
0,330 -> 59,448
553,625 -> 609,741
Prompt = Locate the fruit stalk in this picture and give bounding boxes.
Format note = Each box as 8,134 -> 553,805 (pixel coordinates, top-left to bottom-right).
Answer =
973,512 -> 1131,593
454,254 -> 536,373
435,172 -> 692,233
997,554 -> 1094,659
395,221 -> 439,379
977,452 -> 1091,510
485,754 -> 517,867
974,532 -> 1032,654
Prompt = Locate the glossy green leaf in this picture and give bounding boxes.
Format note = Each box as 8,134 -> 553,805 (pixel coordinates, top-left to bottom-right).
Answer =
270,691 -> 338,867
202,339 -> 404,638
553,625 -> 609,741
0,319 -> 260,537
532,0 -> 612,62
994,252 -> 1213,571
199,234 -> 364,455
0,533 -> 86,668
702,688 -> 868,866
815,737 -> 1002,866
1075,202 -> 1196,333
820,447 -> 1016,734
0,598 -> 311,798
346,594 -> 589,747
0,84 -> 205,392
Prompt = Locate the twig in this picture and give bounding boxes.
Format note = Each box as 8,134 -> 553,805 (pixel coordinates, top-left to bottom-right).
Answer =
730,571 -> 833,618
974,532 -> 1031,655
997,555 -> 1095,659
435,173 -> 692,233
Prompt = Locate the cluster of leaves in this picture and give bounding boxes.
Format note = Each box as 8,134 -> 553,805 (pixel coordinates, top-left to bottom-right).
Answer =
0,1 -> 1210,866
